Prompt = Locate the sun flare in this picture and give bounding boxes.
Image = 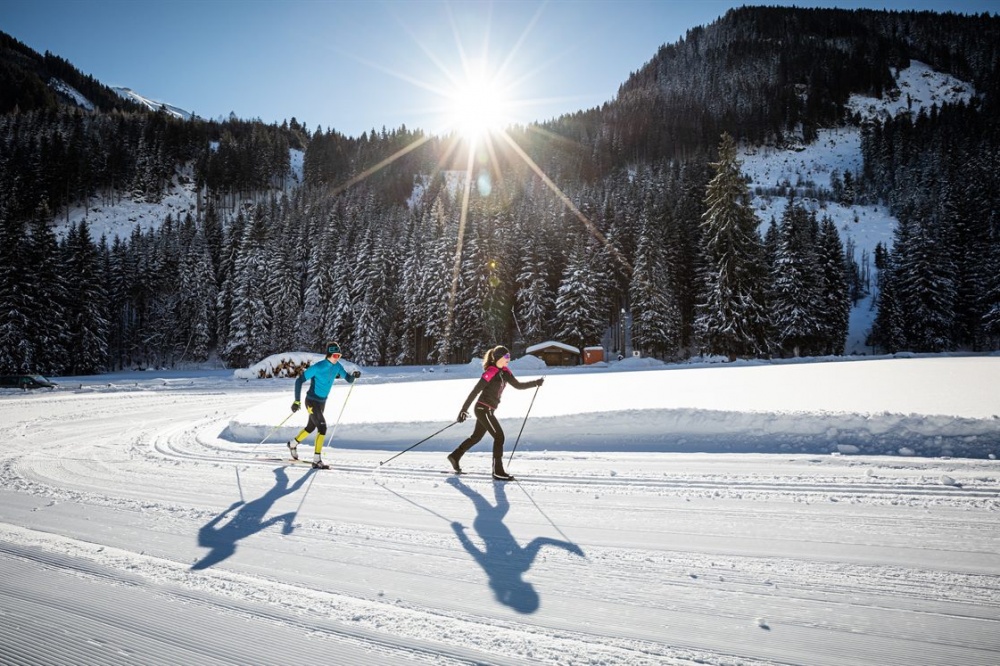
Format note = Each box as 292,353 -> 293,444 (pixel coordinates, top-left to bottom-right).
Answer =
447,74 -> 510,142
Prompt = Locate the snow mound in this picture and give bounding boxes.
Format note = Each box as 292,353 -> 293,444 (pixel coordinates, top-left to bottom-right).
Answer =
510,354 -> 548,371
613,356 -> 666,370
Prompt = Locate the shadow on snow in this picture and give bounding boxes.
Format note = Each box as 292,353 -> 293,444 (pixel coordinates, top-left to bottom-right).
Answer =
447,476 -> 584,614
192,466 -> 313,570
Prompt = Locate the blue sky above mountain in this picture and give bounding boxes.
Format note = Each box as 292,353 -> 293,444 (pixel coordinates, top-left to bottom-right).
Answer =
3,0 -> 995,138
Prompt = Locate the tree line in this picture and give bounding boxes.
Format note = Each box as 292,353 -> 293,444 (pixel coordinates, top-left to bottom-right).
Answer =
2,6 -> 1000,373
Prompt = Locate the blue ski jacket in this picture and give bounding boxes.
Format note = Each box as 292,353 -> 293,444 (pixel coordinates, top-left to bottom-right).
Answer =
294,359 -> 354,403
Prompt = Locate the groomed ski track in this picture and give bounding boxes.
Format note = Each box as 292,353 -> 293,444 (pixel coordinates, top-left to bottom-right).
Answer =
1,385 -> 998,665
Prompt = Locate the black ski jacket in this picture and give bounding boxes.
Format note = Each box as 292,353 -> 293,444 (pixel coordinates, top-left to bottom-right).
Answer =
461,366 -> 540,412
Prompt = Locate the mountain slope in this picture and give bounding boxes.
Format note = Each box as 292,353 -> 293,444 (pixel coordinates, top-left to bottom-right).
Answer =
738,60 -> 977,354
0,30 -> 142,115
603,7 -> 999,163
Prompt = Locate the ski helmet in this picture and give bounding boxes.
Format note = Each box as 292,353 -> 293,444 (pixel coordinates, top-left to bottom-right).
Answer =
325,342 -> 342,356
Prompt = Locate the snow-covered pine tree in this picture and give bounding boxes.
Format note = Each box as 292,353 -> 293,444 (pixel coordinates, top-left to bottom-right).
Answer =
771,201 -> 823,357
629,211 -> 681,359
0,216 -> 32,373
896,209 -> 957,352
817,216 -> 850,355
326,250 -> 356,354
176,214 -> 217,363
694,133 -> 768,360
982,221 -> 1000,345
143,216 -> 182,366
300,231 -> 338,352
214,212 -> 247,353
264,221 -> 301,355
223,209 -> 273,367
422,194 -> 459,363
351,226 -> 399,366
394,212 -> 427,365
452,230 -> 483,359
516,243 -> 556,345
870,242 -> 905,354
555,244 -> 605,352
26,211 -> 70,373
62,220 -> 110,374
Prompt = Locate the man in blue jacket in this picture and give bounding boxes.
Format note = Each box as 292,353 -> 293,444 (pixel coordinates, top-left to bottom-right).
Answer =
288,342 -> 360,469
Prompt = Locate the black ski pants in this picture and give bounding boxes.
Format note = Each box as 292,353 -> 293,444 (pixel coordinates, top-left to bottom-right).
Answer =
452,404 -> 507,473
303,397 -> 327,435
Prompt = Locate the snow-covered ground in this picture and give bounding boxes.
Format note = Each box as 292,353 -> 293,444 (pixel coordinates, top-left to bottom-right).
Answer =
2,356 -> 998,665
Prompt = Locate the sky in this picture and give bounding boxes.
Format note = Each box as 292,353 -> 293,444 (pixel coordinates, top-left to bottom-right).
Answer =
2,0 -> 996,139
1,357 -> 998,663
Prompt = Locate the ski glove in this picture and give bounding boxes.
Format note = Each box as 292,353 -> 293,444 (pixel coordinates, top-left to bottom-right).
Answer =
458,411 -> 469,423
291,400 -> 301,412
352,370 -> 361,379
535,377 -> 545,387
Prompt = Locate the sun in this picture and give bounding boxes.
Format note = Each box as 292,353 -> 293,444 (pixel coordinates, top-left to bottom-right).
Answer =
447,72 -> 511,142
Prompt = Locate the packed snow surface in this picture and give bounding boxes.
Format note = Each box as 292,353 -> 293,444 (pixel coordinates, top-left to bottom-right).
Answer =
2,355 -> 998,665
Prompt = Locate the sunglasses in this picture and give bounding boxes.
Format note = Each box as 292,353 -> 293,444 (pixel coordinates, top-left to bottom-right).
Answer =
502,353 -> 511,360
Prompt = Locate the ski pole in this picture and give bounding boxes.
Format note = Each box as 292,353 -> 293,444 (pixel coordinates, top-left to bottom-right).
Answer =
327,380 -> 356,442
378,421 -> 459,467
250,410 -> 296,456
508,379 -> 542,467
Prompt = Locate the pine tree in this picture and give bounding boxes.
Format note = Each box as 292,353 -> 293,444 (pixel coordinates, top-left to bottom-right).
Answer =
771,201 -> 823,357
421,194 -> 460,362
62,220 -> 109,374
223,209 -> 273,367
982,222 -> 1000,345
817,216 -> 850,355
694,133 -> 768,360
26,211 -> 70,373
896,213 -> 957,352
555,244 -> 605,352
516,245 -> 555,345
0,216 -> 32,372
176,215 -> 217,363
629,215 -> 681,358
301,231 -> 338,352
351,227 -> 398,366
870,243 -> 906,354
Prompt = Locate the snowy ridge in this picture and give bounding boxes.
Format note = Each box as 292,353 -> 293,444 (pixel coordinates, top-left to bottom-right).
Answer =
48,77 -> 95,111
112,85 -> 195,120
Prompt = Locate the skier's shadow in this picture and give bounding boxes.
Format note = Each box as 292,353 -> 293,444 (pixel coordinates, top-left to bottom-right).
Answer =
447,476 -> 584,614
192,467 -> 312,570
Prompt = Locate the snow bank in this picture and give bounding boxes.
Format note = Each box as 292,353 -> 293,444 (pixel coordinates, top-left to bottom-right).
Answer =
222,356 -> 1000,459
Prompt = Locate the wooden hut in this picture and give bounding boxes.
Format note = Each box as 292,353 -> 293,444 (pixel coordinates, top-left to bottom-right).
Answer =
525,341 -> 581,366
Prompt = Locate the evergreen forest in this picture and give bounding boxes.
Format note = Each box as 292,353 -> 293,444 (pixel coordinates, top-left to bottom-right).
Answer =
1,6 -> 999,375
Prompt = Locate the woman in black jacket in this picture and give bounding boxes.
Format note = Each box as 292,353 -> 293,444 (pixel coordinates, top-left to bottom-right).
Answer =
448,345 -> 543,480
